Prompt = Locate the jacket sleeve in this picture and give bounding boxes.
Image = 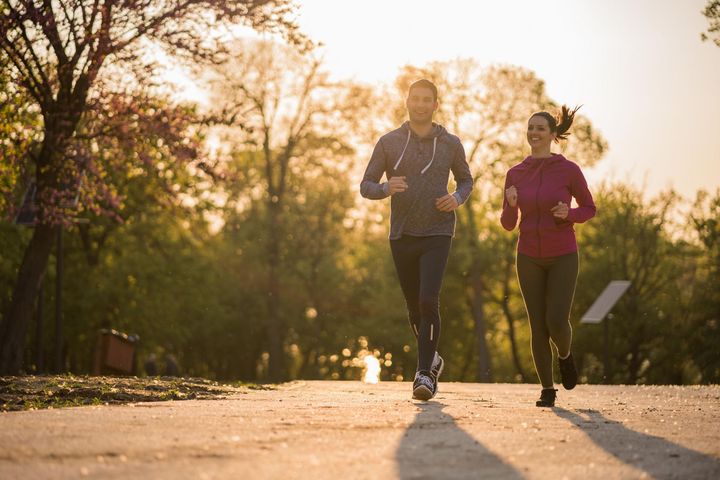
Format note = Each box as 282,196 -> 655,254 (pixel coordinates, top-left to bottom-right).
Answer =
500,171 -> 518,231
450,141 -> 473,205
566,164 -> 596,223
360,139 -> 390,200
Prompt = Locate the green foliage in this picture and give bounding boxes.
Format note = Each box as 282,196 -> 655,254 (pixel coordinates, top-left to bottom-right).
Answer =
572,184 -> 717,384
0,66 -> 42,220
701,0 -> 720,47
0,46 -> 716,385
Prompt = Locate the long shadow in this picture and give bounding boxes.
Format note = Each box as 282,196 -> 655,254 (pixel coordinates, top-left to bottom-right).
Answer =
396,401 -> 524,480
553,407 -> 720,478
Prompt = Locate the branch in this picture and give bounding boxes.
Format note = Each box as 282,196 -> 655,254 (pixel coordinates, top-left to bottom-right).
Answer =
2,5 -> 54,102
38,0 -> 70,65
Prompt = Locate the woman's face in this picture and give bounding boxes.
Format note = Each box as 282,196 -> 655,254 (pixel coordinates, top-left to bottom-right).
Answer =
527,115 -> 555,150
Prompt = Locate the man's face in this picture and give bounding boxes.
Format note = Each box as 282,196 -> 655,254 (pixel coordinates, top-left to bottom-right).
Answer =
406,86 -> 438,123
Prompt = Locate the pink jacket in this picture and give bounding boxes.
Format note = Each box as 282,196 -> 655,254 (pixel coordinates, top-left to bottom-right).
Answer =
501,154 -> 596,258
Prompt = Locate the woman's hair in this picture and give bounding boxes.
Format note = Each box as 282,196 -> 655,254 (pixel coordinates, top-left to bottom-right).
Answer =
530,105 -> 581,142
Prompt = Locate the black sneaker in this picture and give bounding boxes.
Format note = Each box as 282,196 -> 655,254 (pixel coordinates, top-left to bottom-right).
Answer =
558,353 -> 578,390
412,370 -> 436,401
536,388 -> 557,407
431,352 -> 444,381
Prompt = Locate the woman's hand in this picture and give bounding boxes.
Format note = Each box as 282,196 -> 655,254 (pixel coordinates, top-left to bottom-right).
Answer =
505,185 -> 518,207
551,201 -> 569,219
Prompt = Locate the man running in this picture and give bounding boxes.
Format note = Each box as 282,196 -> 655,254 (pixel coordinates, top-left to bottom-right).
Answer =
360,79 -> 473,400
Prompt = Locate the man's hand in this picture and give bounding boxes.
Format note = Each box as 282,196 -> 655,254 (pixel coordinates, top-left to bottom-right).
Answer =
387,176 -> 408,194
436,194 -> 459,212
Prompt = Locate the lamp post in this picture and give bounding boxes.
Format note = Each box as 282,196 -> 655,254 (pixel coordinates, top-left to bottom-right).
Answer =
54,225 -> 63,373
15,181 -> 85,374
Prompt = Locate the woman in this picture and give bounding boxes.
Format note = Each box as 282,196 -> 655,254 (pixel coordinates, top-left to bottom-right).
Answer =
501,106 -> 596,407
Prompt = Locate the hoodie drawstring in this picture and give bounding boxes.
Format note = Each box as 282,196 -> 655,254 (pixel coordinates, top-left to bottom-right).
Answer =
393,130 -> 411,171
421,137 -> 437,174
393,130 -> 437,175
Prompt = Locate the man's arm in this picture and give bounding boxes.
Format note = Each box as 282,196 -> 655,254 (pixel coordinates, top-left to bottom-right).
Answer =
360,139 -> 391,199
450,140 -> 473,205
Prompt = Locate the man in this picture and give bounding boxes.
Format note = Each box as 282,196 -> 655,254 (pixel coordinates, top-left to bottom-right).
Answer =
360,79 -> 473,400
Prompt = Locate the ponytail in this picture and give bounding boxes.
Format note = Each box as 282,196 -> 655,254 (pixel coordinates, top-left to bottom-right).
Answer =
531,105 -> 581,142
555,105 -> 581,141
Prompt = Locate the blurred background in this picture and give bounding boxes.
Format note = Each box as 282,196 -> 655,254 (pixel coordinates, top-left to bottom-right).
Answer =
1,0 -> 718,384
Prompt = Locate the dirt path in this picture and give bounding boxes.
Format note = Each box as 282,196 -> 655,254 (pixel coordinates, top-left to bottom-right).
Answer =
1,381 -> 719,479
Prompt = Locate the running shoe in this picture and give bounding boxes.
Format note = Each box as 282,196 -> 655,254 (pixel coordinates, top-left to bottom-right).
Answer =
558,353 -> 578,390
412,370 -> 436,401
536,388 -> 558,407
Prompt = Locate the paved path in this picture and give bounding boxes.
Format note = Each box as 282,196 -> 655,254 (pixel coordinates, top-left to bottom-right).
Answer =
1,381 -> 719,479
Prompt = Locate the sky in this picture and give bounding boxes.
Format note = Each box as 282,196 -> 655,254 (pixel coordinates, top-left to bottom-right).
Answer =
291,0 -> 720,200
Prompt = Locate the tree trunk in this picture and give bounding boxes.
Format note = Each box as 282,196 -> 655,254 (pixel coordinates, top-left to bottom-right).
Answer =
0,224 -> 57,374
501,297 -> 527,382
470,268 -> 492,382
456,198 -> 493,382
501,257 -> 527,382
265,200 -> 286,382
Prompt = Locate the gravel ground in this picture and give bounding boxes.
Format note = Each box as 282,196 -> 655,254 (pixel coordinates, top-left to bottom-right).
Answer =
1,380 -> 719,479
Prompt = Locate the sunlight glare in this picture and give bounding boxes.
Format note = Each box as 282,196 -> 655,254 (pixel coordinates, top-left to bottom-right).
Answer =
362,355 -> 381,384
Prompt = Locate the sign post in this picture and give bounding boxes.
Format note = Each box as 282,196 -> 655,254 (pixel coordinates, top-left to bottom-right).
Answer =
581,280 -> 631,383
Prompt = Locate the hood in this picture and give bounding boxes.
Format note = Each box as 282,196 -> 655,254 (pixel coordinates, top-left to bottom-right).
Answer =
393,122 -> 447,174
401,121 -> 447,139
522,153 -> 566,164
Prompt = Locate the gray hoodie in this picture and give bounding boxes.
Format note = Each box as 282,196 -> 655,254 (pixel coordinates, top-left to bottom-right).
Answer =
360,122 -> 473,240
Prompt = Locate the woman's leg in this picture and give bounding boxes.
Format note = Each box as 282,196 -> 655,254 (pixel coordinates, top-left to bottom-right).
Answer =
517,254 -> 554,389
545,252 -> 579,358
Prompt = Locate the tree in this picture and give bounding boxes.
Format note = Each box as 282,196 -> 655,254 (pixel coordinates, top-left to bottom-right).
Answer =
0,0 -> 306,374
205,40 -> 373,380
701,0 -> 720,47
573,184 -> 682,384
686,189 -> 720,382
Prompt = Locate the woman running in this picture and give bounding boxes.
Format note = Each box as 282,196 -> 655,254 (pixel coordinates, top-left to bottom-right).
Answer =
501,106 -> 596,407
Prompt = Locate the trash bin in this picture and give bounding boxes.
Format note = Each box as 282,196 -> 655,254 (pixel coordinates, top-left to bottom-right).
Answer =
91,329 -> 139,375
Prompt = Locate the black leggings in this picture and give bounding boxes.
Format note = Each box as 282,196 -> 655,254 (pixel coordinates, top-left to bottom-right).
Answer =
390,235 -> 452,373
516,251 -> 579,388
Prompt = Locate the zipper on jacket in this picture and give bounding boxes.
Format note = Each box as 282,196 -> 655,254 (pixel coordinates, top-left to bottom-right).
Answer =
535,167 -> 543,257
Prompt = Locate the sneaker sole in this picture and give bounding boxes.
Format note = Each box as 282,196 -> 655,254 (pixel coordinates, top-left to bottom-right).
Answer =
412,385 -> 433,401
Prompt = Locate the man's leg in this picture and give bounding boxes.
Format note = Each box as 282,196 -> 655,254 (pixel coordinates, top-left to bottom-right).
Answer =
416,236 -> 452,373
390,237 -> 422,344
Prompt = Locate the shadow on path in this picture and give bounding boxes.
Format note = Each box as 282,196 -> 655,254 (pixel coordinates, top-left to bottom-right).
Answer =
553,407 -> 720,478
396,401 -> 523,480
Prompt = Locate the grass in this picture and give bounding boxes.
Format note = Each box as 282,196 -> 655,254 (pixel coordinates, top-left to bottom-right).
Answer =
0,374 -> 272,412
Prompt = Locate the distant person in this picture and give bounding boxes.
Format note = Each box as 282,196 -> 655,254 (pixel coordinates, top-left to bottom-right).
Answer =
144,353 -> 158,377
501,106 -> 596,407
361,79 -> 473,400
164,354 -> 180,377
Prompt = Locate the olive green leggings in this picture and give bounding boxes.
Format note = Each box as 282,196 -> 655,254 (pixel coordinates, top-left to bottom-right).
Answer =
516,252 -> 579,388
